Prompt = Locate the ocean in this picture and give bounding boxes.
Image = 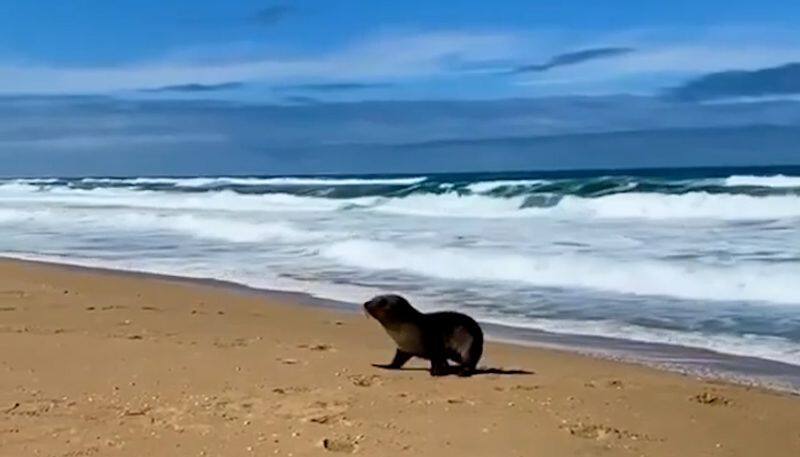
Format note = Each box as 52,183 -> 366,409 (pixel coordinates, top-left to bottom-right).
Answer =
2,166 -> 799,387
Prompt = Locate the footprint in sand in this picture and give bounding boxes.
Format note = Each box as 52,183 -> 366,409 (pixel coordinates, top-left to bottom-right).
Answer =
298,343 -> 334,352
493,384 -> 540,393
3,403 -> 20,414
584,379 -> 625,389
277,358 -> 301,365
4,399 -> 62,417
348,374 -> 382,387
562,422 -> 642,441
272,386 -> 311,395
0,290 -> 26,298
322,436 -> 360,453
691,391 -> 732,406
308,413 -> 348,425
213,337 -> 250,348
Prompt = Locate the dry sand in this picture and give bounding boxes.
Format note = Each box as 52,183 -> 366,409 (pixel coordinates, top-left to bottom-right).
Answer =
1,258 -> 799,456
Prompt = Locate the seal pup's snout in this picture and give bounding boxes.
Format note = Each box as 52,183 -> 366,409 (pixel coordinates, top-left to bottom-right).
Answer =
363,297 -> 381,319
364,297 -> 386,321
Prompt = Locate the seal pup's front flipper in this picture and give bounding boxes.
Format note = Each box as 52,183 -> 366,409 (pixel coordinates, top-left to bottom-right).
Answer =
372,349 -> 412,369
429,355 -> 451,376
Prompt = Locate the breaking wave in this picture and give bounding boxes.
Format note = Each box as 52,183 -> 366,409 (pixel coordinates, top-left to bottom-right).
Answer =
321,240 -> 800,304
0,208 -> 323,243
466,179 -> 546,193
2,181 -> 799,220
724,174 -> 800,188
76,176 -> 428,187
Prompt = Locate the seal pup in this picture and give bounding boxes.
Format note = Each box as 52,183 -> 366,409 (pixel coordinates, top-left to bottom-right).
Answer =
364,294 -> 483,376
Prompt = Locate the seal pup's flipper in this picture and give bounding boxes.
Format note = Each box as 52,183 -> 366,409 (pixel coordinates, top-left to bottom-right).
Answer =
429,357 -> 451,376
372,349 -> 412,369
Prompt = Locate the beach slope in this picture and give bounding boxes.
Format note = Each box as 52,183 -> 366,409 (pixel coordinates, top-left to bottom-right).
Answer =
1,259 -> 798,456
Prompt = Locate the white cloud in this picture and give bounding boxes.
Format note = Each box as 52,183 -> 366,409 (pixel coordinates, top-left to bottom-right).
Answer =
3,26 -> 800,97
514,26 -> 800,95
0,31 -> 521,95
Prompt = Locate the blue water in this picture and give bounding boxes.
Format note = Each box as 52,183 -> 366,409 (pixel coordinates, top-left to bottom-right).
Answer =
1,165 -> 799,383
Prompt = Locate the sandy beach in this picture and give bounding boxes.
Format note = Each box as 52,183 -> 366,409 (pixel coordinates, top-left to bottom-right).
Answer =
1,258 -> 799,457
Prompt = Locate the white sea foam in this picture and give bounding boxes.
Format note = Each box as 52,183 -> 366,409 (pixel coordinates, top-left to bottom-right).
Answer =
222,176 -> 427,186
79,177 -> 203,185
3,183 -> 800,220
0,208 -> 31,224
481,317 -> 800,366
0,208 -> 323,243
369,193 -> 531,218
115,213 -> 325,243
5,178 -> 61,185
322,240 -> 800,304
3,183 -> 505,216
0,184 -> 373,213
466,179 -> 546,193
79,176 -> 427,187
550,192 -> 800,220
0,182 -> 46,193
724,174 -> 800,188
369,192 -> 800,220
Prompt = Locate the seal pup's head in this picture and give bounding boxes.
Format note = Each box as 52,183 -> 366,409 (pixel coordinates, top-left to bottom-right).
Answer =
363,294 -> 420,327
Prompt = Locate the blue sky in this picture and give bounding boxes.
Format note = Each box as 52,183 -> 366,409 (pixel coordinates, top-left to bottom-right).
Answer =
2,1 -> 800,175
3,0 -> 800,101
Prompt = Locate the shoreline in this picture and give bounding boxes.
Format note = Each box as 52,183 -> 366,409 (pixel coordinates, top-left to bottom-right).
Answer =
3,254 -> 799,394
2,257 -> 800,456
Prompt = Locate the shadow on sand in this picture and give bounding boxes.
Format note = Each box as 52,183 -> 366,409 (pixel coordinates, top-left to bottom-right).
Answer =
372,364 -> 533,376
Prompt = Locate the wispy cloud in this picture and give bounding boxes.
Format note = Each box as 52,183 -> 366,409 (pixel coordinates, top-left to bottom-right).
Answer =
512,26 -> 800,95
141,82 -> 244,93
275,82 -> 394,92
0,31 -> 517,95
512,47 -> 634,73
4,27 -> 800,98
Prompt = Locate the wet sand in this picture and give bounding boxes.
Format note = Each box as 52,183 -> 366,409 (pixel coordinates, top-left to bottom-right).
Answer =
1,258 -> 799,456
